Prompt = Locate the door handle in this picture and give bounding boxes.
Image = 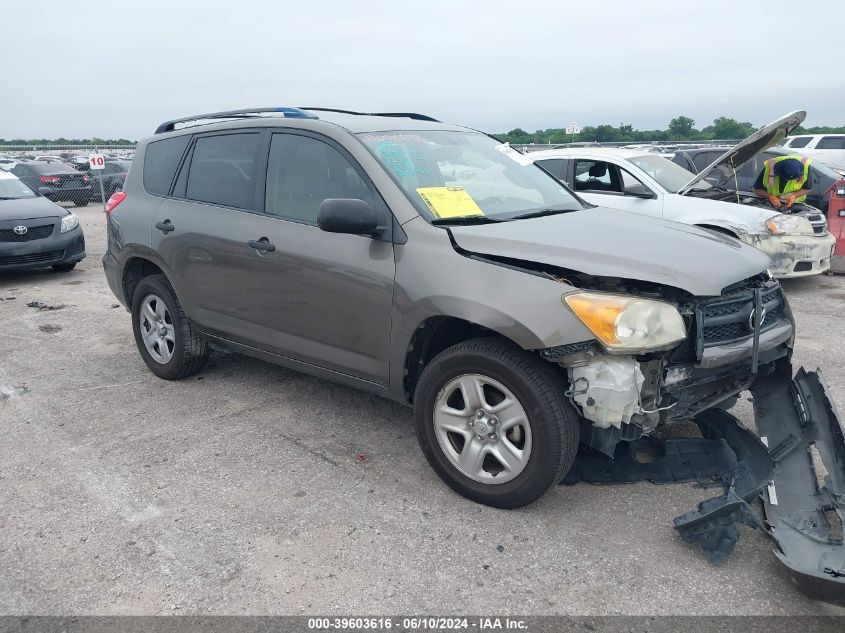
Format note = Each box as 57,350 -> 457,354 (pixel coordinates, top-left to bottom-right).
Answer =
155,220 -> 175,233
248,238 -> 275,253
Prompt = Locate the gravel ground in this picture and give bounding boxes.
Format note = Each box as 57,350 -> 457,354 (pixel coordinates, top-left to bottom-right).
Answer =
1,202 -> 844,615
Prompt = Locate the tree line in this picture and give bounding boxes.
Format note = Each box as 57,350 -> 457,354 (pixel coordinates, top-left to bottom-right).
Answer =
495,116 -> 845,145
3,116 -> 845,148
0,138 -> 136,147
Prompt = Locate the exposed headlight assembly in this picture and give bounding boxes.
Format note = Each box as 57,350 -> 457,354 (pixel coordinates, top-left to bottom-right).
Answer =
564,292 -> 687,353
60,213 -> 79,233
765,214 -> 813,236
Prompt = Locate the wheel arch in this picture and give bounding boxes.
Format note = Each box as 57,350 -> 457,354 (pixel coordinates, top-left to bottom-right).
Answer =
402,315 -> 534,404
122,256 -> 172,309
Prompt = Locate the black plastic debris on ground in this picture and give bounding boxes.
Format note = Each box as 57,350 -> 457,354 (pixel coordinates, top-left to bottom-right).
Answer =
26,301 -> 69,311
562,365 -> 845,607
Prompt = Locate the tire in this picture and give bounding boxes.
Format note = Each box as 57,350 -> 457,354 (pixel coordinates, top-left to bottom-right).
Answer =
51,262 -> 77,272
413,337 -> 579,509
131,274 -> 208,380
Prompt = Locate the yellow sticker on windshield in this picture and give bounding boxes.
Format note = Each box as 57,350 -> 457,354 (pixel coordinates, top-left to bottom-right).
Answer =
416,186 -> 484,218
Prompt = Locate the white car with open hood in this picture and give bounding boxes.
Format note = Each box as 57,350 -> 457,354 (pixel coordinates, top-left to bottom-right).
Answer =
530,111 -> 836,278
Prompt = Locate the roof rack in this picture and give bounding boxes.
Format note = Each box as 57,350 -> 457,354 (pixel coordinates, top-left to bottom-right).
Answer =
154,107 -> 318,134
300,108 -> 440,123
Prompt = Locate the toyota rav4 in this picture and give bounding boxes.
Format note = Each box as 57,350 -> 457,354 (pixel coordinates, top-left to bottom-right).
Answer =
102,107 -> 844,604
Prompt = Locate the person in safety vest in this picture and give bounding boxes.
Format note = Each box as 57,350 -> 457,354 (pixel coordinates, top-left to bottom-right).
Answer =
752,155 -> 812,209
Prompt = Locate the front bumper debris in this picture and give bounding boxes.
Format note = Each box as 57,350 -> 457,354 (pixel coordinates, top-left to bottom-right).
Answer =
754,368 -> 845,606
562,366 -> 845,606
749,233 -> 835,278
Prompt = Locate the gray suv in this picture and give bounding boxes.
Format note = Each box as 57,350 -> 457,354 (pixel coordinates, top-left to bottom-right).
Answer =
103,108 -> 844,596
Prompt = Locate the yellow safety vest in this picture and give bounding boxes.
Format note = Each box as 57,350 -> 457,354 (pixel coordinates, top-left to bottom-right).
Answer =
761,155 -> 811,202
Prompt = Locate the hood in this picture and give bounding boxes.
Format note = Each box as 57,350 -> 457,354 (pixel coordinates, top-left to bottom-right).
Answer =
677,110 -> 806,196
448,207 -> 771,297
0,195 -> 67,221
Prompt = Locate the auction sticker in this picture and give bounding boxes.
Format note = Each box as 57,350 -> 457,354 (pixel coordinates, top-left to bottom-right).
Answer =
416,186 -> 484,218
494,142 -> 534,166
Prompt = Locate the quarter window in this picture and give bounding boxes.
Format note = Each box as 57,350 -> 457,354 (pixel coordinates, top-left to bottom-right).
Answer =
144,135 -> 190,196
817,136 -> 845,150
185,133 -> 260,209
264,134 -> 372,224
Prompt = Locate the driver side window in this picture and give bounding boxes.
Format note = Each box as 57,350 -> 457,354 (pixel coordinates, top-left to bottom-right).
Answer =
573,160 -> 623,193
264,133 -> 375,225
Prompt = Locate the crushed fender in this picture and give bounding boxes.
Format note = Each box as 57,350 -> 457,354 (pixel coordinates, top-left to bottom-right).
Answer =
561,366 -> 845,606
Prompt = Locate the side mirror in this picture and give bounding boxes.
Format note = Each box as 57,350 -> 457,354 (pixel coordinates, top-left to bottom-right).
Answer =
624,183 -> 657,199
317,199 -> 379,236
37,186 -> 54,197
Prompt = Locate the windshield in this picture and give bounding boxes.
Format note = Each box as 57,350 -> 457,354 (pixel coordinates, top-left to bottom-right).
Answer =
628,154 -> 707,193
0,174 -> 36,199
357,130 -> 584,221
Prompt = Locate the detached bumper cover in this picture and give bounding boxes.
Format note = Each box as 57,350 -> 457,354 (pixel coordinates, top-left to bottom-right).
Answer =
754,368 -> 845,605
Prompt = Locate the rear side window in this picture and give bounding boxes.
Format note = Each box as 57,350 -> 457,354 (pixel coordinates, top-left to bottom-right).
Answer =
817,136 -> 845,150
185,133 -> 260,209
787,136 -> 811,148
143,136 -> 190,196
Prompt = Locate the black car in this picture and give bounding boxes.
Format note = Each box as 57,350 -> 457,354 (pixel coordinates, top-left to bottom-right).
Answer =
671,146 -> 842,214
0,172 -> 86,272
89,159 -> 130,201
11,160 -> 91,207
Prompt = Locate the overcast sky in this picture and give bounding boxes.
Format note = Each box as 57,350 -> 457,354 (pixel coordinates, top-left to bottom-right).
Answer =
3,0 -> 841,139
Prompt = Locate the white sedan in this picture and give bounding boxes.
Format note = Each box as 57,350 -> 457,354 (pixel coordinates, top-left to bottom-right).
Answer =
529,112 -> 835,278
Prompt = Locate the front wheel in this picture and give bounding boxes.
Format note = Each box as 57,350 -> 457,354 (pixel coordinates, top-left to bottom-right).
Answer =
413,338 -> 579,509
131,274 -> 208,380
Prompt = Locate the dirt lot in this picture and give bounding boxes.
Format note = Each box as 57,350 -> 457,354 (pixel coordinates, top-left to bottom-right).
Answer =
1,202 -> 844,615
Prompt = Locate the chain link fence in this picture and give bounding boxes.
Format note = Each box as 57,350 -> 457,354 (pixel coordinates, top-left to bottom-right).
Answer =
0,144 -> 137,209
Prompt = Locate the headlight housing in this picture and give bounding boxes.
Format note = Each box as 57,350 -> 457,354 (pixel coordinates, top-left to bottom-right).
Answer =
564,292 -> 687,353
765,214 -> 813,236
60,213 -> 79,233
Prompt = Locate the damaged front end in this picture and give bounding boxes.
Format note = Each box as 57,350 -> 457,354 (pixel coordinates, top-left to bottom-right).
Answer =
552,274 -> 845,605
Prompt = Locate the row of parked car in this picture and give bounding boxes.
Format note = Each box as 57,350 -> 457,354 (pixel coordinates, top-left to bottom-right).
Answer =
3,105 -> 844,603
527,113 -> 839,279
0,154 -> 131,205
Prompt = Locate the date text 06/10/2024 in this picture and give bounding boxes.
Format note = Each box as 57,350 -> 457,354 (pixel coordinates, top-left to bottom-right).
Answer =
307,617 -> 528,630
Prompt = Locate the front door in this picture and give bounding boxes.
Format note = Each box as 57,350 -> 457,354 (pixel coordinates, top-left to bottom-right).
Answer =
156,129 -> 395,384
571,158 -> 664,218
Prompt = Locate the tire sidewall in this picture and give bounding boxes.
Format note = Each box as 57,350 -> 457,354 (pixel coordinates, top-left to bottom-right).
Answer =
415,345 -> 567,507
131,276 -> 189,379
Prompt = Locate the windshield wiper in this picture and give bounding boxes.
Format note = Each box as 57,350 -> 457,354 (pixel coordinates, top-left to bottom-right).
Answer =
509,207 -> 576,220
430,215 -> 505,226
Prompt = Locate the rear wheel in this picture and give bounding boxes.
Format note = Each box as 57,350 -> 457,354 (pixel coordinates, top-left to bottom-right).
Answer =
413,337 -> 579,509
131,274 -> 208,380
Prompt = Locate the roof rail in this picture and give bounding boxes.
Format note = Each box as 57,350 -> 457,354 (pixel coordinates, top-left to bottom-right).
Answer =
300,108 -> 440,123
154,107 -> 318,134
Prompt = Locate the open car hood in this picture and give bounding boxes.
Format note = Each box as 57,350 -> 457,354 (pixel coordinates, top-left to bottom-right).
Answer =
677,111 -> 806,196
